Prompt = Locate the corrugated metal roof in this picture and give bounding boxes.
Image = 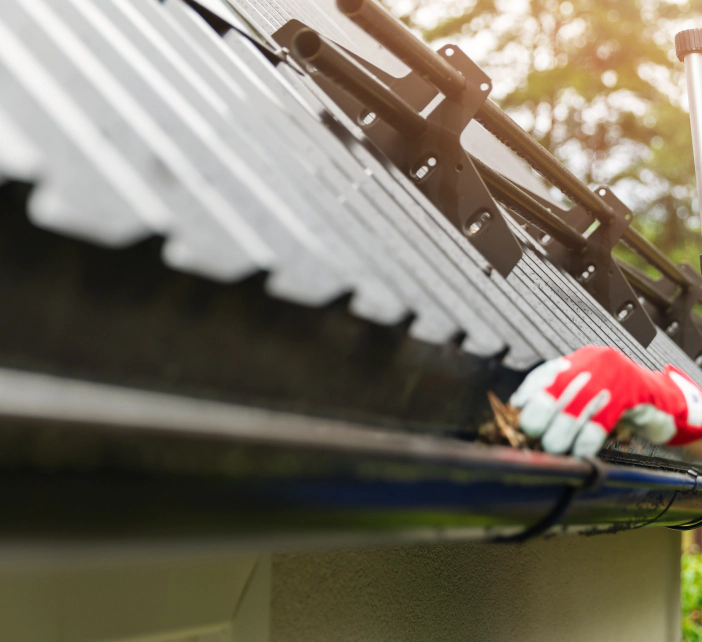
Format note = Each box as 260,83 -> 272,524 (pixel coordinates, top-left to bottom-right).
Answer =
0,0 -> 699,389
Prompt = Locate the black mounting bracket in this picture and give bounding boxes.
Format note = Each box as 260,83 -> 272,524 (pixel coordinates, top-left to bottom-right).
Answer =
628,263 -> 702,363
502,184 -> 657,347
505,186 -> 592,266
273,20 -> 523,277
572,187 -> 654,344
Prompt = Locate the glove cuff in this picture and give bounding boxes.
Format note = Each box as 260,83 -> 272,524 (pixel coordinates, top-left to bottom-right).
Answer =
664,366 -> 702,427
660,366 -> 702,445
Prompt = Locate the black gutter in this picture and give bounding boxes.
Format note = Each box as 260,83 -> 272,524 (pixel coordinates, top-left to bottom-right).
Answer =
0,367 -> 700,544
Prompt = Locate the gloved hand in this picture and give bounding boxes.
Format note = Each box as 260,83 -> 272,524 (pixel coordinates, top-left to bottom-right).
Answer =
510,345 -> 702,457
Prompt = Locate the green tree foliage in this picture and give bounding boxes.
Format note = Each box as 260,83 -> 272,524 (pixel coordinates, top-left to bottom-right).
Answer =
383,0 -> 699,265
683,553 -> 702,641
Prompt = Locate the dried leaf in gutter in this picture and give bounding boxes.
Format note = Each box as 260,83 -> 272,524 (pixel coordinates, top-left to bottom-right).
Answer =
606,422 -> 633,447
478,391 -> 541,450
478,391 -> 631,451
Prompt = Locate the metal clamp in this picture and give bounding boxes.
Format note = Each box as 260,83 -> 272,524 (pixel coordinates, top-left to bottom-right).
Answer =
272,20 -> 523,277
497,179 -> 657,347
572,187 -> 656,346
625,263 -> 702,362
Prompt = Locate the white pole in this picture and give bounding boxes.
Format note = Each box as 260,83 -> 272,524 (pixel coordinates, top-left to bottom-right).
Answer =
677,29 -> 702,240
685,52 -> 702,232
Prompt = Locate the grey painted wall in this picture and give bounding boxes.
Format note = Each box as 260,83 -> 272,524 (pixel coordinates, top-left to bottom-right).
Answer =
271,528 -> 681,642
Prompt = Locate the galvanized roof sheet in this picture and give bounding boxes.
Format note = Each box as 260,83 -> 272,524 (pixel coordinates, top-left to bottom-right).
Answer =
0,0 -> 700,392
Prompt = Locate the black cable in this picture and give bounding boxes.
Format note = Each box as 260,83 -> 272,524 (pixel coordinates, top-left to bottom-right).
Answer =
492,484 -> 578,544
667,469 -> 702,531
630,491 -> 679,530
492,456 -> 605,544
668,513 -> 702,531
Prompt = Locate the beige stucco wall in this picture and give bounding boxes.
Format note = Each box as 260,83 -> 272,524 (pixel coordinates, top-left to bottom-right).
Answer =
270,528 -> 682,642
0,528 -> 680,641
0,545 -> 270,642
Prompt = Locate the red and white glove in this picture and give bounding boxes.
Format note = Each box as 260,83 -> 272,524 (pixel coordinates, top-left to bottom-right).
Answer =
509,345 -> 702,457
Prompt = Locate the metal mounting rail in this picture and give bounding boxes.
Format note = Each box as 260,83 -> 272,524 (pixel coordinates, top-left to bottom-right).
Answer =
475,162 -> 691,303
337,0 -> 699,290
621,227 -> 695,290
293,28 -> 426,137
478,105 -> 698,294
278,24 -> 524,277
474,101 -> 617,225
616,261 -> 674,310
337,0 -> 466,97
279,0 -> 702,353
469,154 -> 587,252
475,158 -> 702,358
331,0 -> 658,346
337,0 -> 619,226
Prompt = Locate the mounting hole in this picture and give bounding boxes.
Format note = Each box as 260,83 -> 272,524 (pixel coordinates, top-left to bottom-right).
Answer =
445,47 -> 454,57
463,211 -> 492,237
480,82 -> 490,92
617,301 -> 635,322
456,163 -> 464,172
625,213 -> 632,221
577,263 -> 596,284
358,110 -> 377,127
599,188 -> 607,196
411,155 -> 439,182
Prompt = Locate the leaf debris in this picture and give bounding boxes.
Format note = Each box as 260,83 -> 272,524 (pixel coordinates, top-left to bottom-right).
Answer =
478,391 -> 540,450
478,391 -> 632,451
